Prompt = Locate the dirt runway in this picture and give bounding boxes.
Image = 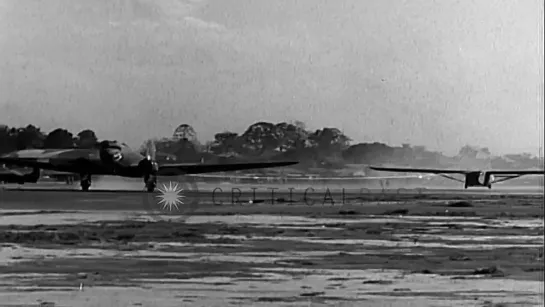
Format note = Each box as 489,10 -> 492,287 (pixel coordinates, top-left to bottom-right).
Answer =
0,184 -> 543,306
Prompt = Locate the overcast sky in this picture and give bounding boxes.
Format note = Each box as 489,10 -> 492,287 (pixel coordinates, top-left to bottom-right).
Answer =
0,0 -> 543,155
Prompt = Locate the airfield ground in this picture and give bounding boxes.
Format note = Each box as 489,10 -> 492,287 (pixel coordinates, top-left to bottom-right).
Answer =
0,180 -> 543,307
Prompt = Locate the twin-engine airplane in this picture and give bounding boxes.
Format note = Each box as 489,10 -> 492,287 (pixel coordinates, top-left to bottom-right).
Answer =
369,166 -> 544,189
0,140 -> 298,192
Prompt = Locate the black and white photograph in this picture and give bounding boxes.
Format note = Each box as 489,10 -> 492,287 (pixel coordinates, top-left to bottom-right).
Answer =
0,0 -> 543,306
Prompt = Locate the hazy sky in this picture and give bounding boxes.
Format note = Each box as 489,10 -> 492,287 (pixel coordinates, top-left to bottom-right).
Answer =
0,0 -> 543,155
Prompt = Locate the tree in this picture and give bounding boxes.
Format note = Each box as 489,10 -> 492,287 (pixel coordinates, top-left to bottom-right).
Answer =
342,142 -> 394,164
149,138 -> 175,155
211,131 -> 240,155
412,145 -> 427,155
76,129 -> 98,149
172,138 -> 200,162
308,127 -> 350,153
240,122 -> 279,155
173,124 -> 197,142
0,125 -> 16,154
274,122 -> 309,152
44,128 -> 74,148
15,125 -> 45,150
480,147 -> 491,156
458,145 -> 479,159
138,138 -> 157,157
292,120 -> 306,129
150,137 -> 201,162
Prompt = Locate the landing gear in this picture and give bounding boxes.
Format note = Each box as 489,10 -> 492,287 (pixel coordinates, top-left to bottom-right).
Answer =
80,174 -> 91,191
65,176 -> 75,185
144,175 -> 157,193
487,184 -> 492,189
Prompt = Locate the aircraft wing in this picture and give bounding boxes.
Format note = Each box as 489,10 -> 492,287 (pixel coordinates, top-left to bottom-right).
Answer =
0,149 -> 93,169
486,170 -> 544,176
157,161 -> 298,176
42,170 -> 76,175
369,166 -> 470,174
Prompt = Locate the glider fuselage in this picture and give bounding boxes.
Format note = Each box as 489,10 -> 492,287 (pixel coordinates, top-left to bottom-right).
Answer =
465,171 -> 495,188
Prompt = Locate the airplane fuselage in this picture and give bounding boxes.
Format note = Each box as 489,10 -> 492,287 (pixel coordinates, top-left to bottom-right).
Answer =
1,148 -> 148,178
4,158 -> 145,178
0,141 -> 298,192
465,171 -> 495,188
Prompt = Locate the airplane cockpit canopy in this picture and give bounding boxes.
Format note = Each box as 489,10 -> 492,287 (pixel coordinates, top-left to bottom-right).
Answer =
98,140 -> 122,150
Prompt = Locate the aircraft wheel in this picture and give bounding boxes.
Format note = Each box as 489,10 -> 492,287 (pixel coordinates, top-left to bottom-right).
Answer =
487,185 -> 492,189
80,174 -> 91,191
81,180 -> 91,191
146,182 -> 156,193
145,176 -> 157,193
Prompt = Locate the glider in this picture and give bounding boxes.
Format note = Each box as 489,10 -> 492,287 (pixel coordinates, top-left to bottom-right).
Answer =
369,166 -> 544,189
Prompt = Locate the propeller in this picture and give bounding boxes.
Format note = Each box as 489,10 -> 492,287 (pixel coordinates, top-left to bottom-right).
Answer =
139,140 -> 159,191
145,139 -> 157,162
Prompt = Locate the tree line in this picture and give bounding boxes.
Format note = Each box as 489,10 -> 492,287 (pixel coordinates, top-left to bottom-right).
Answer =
0,122 -> 542,173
